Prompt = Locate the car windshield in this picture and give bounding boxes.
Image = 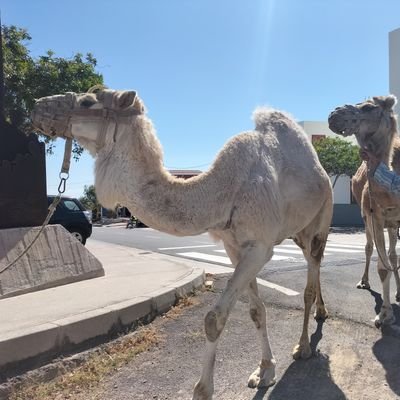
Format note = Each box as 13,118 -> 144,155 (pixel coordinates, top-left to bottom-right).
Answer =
62,199 -> 81,211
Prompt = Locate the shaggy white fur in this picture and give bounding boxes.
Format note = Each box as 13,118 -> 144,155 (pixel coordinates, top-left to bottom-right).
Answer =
33,89 -> 333,400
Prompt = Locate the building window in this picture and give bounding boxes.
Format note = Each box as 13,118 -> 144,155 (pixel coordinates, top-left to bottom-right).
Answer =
311,134 -> 326,143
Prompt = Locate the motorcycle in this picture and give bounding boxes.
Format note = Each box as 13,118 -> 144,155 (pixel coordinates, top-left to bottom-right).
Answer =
126,216 -> 138,229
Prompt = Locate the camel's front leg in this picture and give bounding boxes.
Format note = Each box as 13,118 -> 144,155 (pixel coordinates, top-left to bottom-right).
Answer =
247,279 -> 276,389
193,244 -> 272,400
394,268 -> 400,303
387,227 -> 400,302
357,220 -> 373,290
370,220 -> 395,327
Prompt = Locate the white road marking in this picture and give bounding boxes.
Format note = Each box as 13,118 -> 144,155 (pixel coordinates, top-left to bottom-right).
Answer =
177,252 -> 232,264
325,243 -> 365,249
159,244 -> 217,250
215,248 -> 332,257
274,248 -> 304,255
256,278 -> 299,296
278,243 -> 362,253
177,251 -> 294,264
325,247 -> 363,253
188,263 -> 299,296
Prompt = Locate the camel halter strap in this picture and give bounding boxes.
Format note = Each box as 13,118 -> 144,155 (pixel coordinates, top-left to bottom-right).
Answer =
332,106 -> 385,137
32,91 -> 141,152
0,139 -> 73,275
366,162 -> 400,272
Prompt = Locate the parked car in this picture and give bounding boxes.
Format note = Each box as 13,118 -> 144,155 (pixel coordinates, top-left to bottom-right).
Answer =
47,195 -> 92,245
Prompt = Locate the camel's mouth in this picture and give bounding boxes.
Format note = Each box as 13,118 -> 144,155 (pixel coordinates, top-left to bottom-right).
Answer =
328,106 -> 360,137
328,115 -> 353,137
31,93 -> 75,139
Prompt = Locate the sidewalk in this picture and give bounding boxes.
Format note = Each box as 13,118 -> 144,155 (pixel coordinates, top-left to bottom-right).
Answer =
0,240 -> 205,380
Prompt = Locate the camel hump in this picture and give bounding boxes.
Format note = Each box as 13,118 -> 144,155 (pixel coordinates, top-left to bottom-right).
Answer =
252,107 -> 295,133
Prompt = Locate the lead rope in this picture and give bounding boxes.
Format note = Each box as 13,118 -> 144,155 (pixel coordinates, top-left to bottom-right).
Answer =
366,162 -> 400,272
0,138 -> 73,275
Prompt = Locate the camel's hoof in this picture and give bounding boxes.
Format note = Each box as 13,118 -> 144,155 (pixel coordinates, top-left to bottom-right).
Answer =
248,361 -> 276,389
314,306 -> 329,321
356,280 -> 370,290
374,313 -> 395,329
193,382 -> 213,400
292,343 -> 312,360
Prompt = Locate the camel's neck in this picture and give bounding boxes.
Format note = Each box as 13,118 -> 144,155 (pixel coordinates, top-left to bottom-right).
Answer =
94,116 -> 237,236
370,115 -> 398,166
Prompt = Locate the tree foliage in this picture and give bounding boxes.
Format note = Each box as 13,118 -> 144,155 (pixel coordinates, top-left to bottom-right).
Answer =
3,25 -> 103,158
313,137 -> 361,187
79,185 -> 101,221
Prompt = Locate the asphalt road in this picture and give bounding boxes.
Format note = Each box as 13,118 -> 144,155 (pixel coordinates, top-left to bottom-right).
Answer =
85,227 -> 400,399
91,226 -> 400,328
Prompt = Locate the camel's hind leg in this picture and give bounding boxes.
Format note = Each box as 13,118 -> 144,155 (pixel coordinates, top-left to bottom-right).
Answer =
247,279 -> 276,389
292,198 -> 332,360
366,217 -> 395,327
387,227 -> 400,302
193,242 -> 273,400
357,217 -> 373,290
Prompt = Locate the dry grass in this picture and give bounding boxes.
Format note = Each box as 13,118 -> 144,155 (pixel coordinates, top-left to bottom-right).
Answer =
165,295 -> 199,320
9,327 -> 160,400
9,295 -> 198,400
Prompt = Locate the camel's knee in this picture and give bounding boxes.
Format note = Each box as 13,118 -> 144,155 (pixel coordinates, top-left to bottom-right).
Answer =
365,243 -> 373,256
304,286 -> 316,304
378,269 -> 390,283
250,306 -> 264,329
311,234 -> 326,263
204,310 -> 226,342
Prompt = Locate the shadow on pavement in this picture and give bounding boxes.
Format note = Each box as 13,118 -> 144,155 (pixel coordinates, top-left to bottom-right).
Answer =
373,307 -> 400,397
266,354 -> 346,400
366,288 -> 383,315
310,320 -> 324,354
263,322 -> 345,400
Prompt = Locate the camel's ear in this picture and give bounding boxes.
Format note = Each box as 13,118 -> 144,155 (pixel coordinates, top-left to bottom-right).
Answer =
116,90 -> 137,109
373,95 -> 397,111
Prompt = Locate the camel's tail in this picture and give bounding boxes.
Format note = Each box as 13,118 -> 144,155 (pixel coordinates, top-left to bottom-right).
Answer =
252,107 -> 295,133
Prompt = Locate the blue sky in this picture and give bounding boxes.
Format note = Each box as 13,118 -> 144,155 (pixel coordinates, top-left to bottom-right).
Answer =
3,0 -> 400,198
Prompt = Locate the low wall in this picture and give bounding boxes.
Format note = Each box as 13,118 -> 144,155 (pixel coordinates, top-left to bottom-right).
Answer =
332,204 -> 364,227
0,225 -> 104,298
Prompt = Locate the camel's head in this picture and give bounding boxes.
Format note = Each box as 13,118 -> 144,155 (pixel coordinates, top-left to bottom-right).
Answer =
328,95 -> 398,153
31,88 -> 145,155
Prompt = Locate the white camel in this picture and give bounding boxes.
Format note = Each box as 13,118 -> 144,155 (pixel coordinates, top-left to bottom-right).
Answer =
329,95 -> 400,327
32,88 -> 333,399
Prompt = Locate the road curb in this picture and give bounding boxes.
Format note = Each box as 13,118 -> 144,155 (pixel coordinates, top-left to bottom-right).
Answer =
0,266 -> 205,382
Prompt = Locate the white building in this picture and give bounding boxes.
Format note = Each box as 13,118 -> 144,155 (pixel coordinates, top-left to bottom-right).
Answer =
299,121 -> 355,205
389,28 -> 400,118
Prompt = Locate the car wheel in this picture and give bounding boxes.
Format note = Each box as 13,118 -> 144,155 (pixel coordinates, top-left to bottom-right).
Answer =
70,229 -> 87,245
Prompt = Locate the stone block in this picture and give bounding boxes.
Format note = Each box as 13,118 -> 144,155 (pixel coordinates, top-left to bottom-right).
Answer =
0,225 -> 104,298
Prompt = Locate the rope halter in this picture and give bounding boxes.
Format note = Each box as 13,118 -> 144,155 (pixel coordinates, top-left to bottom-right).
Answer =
328,104 -> 385,138
31,90 -> 142,152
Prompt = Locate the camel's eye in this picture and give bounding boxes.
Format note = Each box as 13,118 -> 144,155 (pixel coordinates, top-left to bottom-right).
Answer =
80,99 -> 96,108
361,104 -> 375,112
